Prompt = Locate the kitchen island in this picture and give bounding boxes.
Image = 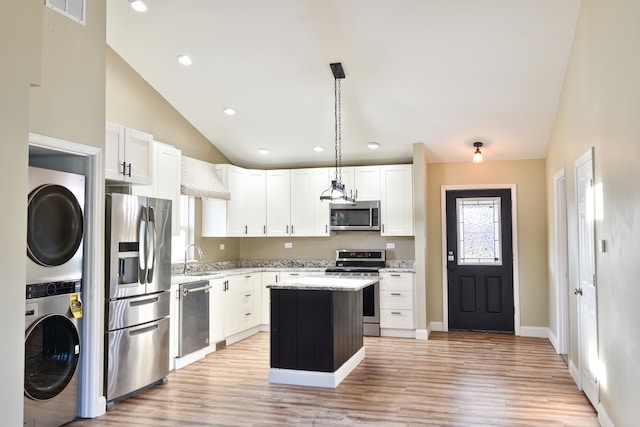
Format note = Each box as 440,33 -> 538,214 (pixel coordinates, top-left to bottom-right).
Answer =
267,276 -> 377,388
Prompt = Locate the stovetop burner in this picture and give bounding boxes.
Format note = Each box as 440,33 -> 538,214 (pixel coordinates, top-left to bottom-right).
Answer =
325,249 -> 386,276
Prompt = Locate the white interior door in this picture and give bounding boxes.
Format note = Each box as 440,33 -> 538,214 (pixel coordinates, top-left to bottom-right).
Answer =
574,148 -> 599,407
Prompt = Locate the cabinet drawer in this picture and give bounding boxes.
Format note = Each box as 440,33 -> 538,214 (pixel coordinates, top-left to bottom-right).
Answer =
238,309 -> 257,329
238,291 -> 254,311
380,309 -> 414,329
380,290 -> 413,310
380,273 -> 413,291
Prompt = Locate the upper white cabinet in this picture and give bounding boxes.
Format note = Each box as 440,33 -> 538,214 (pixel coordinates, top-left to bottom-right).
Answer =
216,165 -> 266,237
201,198 -> 227,237
105,122 -> 152,184
380,164 -> 414,236
332,166 -> 381,201
133,140 -> 182,235
266,170 -> 291,236
290,168 -> 331,237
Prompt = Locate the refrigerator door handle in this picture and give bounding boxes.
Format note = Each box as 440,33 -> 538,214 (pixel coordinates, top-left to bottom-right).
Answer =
138,206 -> 148,284
146,206 -> 156,283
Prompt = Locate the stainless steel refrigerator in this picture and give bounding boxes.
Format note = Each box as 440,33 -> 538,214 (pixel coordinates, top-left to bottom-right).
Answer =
104,193 -> 172,404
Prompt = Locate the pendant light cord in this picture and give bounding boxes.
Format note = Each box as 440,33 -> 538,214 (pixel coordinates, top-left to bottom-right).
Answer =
335,77 -> 342,183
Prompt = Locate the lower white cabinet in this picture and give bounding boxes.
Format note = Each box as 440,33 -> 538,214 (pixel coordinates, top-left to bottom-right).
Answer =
224,274 -> 261,337
169,284 -> 180,364
209,278 -> 227,345
261,272 -> 279,325
380,272 -> 416,330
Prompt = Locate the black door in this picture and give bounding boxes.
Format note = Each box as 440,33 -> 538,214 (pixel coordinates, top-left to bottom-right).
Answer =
446,189 -> 514,332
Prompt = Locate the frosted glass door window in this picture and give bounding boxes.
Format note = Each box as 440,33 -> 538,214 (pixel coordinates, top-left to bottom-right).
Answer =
456,197 -> 502,265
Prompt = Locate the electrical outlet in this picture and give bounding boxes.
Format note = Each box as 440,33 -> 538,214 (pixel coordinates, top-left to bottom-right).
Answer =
386,242 -> 396,249
284,242 -> 293,249
219,243 -> 225,250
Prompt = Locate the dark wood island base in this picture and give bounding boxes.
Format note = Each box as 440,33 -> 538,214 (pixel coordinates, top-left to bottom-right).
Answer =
268,276 -> 376,388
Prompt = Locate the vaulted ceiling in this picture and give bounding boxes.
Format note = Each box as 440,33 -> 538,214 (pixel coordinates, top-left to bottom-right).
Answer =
107,0 -> 581,168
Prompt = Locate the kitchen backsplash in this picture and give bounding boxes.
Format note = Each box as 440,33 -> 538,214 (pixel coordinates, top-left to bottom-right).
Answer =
171,259 -> 414,274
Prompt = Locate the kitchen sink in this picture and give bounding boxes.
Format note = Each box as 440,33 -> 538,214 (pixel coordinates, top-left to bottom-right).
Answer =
187,272 -> 218,277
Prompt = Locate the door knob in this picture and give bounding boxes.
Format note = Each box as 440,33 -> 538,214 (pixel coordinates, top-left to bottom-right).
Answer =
574,288 -> 583,296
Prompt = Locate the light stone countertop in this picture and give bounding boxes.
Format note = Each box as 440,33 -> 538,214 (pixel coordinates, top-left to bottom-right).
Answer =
267,275 -> 378,291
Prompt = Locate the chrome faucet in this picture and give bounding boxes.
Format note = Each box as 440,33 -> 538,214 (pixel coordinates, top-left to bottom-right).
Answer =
183,243 -> 205,274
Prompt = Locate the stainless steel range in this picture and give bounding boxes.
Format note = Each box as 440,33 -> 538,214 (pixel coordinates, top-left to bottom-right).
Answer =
325,249 -> 385,336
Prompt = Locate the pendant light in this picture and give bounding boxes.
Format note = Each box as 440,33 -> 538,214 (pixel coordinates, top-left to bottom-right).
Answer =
320,62 -> 355,203
473,141 -> 484,163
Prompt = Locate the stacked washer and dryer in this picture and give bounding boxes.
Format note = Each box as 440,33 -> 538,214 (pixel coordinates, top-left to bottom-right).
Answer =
24,166 -> 85,427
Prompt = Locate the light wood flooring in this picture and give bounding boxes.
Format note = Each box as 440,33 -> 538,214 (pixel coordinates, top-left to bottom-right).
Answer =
69,332 -> 598,426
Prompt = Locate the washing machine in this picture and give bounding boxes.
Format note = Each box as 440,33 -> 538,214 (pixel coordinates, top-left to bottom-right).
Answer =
27,166 -> 85,285
24,281 -> 82,427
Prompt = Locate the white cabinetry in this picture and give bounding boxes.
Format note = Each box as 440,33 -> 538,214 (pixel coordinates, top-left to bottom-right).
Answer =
224,274 -> 261,337
290,168 -> 331,236
201,198 -> 227,237
260,272 -> 280,326
216,165 -> 266,237
266,170 -> 291,236
105,122 -> 152,184
209,277 -> 226,345
380,164 -> 414,236
169,284 -> 180,366
132,141 -> 181,235
380,272 -> 416,331
332,166 -> 381,201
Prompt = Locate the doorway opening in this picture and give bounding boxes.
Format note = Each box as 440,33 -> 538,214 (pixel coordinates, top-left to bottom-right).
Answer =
441,185 -> 520,334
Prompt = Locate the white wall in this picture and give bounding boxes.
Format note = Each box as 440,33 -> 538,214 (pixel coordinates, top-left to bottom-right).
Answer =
546,0 -> 640,424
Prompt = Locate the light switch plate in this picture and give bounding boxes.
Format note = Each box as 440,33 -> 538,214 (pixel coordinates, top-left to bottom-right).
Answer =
386,242 -> 396,249
284,242 -> 293,249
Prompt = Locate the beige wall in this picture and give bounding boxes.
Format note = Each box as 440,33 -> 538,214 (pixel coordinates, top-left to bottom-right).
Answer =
238,234 -> 415,261
106,47 -> 228,164
0,2 -> 42,424
546,0 -> 640,424
1,1 -> 106,424
426,160 -> 548,328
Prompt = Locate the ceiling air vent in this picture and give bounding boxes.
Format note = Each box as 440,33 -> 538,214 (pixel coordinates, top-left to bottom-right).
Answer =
46,0 -> 86,25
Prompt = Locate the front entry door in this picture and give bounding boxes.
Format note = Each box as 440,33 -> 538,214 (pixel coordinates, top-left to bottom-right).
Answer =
446,189 -> 514,332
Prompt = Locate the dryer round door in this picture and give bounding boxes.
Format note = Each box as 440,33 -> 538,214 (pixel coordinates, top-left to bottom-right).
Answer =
27,183 -> 84,267
24,314 -> 80,401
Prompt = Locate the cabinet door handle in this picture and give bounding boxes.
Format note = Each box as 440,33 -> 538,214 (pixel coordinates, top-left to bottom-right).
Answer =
245,275 -> 252,278
382,224 -> 385,233
245,312 -> 252,316
325,225 -> 328,234
263,225 -> 266,235
127,162 -> 132,177
121,161 -> 127,176
391,293 -> 401,296
391,274 -> 401,277
291,225 -> 294,234
245,225 -> 248,234
391,312 -> 402,315
245,293 -> 251,297
286,225 -> 289,234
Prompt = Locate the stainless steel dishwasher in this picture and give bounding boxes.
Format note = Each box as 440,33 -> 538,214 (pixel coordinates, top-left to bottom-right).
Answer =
179,280 -> 211,357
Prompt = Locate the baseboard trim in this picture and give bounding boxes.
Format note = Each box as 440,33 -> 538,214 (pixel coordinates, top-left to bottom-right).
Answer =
415,329 -> 429,340
429,321 -> 444,332
519,326 -> 549,338
380,328 -> 415,339
548,329 -> 560,353
597,402 -> 614,427
269,346 -> 365,388
569,359 -> 580,388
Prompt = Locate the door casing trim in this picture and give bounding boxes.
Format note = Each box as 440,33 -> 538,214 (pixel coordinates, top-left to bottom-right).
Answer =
440,184 -> 520,335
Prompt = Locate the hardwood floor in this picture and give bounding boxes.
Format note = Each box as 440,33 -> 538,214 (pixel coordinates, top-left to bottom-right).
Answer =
69,332 -> 598,426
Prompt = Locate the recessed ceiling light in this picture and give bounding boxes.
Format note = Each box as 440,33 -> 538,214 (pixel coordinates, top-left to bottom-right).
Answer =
223,108 -> 236,116
177,55 -> 192,66
313,146 -> 324,152
129,0 -> 147,12
258,148 -> 269,155
367,142 -> 380,150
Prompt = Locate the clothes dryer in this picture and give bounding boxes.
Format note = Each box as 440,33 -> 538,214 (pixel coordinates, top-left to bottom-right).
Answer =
24,281 -> 82,427
27,166 -> 85,285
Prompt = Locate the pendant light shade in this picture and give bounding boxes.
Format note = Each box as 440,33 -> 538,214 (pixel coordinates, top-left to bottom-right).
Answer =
473,141 -> 484,163
320,63 -> 355,204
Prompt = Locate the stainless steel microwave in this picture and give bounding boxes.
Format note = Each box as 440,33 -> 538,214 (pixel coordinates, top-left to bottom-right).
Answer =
330,200 -> 381,231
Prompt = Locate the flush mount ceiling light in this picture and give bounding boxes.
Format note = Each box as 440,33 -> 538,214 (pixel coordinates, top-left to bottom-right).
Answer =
257,148 -> 269,155
129,0 -> 147,12
367,142 -> 380,150
177,55 -> 192,66
473,141 -> 484,163
313,146 -> 324,152
223,107 -> 236,116
320,62 -> 355,204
